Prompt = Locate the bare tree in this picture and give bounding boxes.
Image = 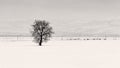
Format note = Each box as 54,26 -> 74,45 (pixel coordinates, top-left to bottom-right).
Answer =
31,20 -> 54,46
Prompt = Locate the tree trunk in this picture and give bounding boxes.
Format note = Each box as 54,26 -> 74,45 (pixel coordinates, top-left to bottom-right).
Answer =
39,27 -> 43,46
39,41 -> 42,46
39,35 -> 43,46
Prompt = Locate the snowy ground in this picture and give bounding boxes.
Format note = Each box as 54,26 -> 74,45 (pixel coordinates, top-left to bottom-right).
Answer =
0,39 -> 120,68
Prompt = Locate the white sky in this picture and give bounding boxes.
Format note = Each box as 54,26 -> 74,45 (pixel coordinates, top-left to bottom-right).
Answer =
0,0 -> 120,35
0,0 -> 120,20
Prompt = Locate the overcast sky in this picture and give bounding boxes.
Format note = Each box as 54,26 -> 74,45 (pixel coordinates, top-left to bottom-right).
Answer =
0,0 -> 120,35
0,0 -> 120,20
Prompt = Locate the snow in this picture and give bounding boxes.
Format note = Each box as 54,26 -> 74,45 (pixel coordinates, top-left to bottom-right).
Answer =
0,39 -> 120,68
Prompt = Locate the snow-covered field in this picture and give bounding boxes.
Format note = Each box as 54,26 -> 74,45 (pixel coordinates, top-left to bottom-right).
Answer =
0,37 -> 120,68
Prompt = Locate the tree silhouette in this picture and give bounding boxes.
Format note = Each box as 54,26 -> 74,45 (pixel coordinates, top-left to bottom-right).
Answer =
31,20 -> 54,46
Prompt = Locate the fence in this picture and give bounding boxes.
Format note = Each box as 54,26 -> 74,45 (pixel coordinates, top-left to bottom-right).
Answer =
0,36 -> 120,41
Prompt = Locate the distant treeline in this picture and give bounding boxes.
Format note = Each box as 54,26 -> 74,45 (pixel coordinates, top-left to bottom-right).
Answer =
0,34 -> 31,37
0,32 -> 120,37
